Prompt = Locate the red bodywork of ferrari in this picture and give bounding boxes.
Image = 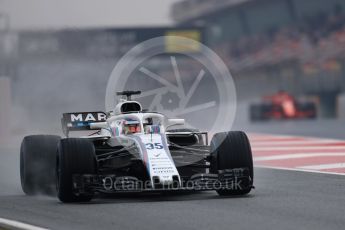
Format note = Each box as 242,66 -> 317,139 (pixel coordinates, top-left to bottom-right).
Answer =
250,92 -> 317,121
263,92 -> 315,119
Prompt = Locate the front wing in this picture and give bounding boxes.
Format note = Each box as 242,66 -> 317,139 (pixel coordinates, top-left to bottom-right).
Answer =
72,168 -> 252,194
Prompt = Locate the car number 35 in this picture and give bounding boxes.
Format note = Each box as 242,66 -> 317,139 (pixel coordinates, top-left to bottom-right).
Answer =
145,143 -> 163,150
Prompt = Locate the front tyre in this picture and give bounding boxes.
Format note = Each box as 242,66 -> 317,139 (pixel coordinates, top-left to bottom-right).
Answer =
57,138 -> 96,203
210,131 -> 254,196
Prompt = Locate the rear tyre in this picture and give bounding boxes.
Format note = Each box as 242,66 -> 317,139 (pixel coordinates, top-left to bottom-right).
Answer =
210,131 -> 254,196
20,135 -> 61,195
57,138 -> 96,203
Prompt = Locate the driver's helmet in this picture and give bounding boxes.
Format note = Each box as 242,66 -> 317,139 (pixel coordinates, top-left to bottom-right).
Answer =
123,119 -> 141,134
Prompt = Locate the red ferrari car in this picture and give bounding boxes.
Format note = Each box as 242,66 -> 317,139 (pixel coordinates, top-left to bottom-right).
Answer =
250,91 -> 317,121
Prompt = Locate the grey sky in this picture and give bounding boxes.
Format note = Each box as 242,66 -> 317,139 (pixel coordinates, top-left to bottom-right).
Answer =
0,0 -> 180,30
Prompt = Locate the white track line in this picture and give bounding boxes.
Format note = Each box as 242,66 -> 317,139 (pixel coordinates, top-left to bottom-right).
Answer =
252,146 -> 345,151
254,153 -> 345,161
256,165 -> 345,176
251,140 -> 344,147
0,218 -> 48,230
298,163 -> 345,170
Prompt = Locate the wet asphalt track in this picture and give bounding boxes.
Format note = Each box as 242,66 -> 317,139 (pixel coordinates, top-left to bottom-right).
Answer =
0,120 -> 345,230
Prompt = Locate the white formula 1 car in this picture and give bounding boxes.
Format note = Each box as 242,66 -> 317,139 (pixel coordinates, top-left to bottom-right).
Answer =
20,91 -> 254,203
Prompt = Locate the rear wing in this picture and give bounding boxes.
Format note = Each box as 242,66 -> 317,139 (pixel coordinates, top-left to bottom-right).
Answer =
61,112 -> 107,137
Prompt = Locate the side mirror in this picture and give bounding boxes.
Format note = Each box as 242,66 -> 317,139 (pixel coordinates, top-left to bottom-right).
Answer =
165,118 -> 185,128
90,122 -> 108,130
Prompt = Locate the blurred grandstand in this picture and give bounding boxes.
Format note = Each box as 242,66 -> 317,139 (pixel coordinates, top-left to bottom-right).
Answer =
172,0 -> 345,118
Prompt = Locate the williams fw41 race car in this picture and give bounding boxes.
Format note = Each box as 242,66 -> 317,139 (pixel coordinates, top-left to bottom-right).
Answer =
250,91 -> 317,121
20,91 -> 254,203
